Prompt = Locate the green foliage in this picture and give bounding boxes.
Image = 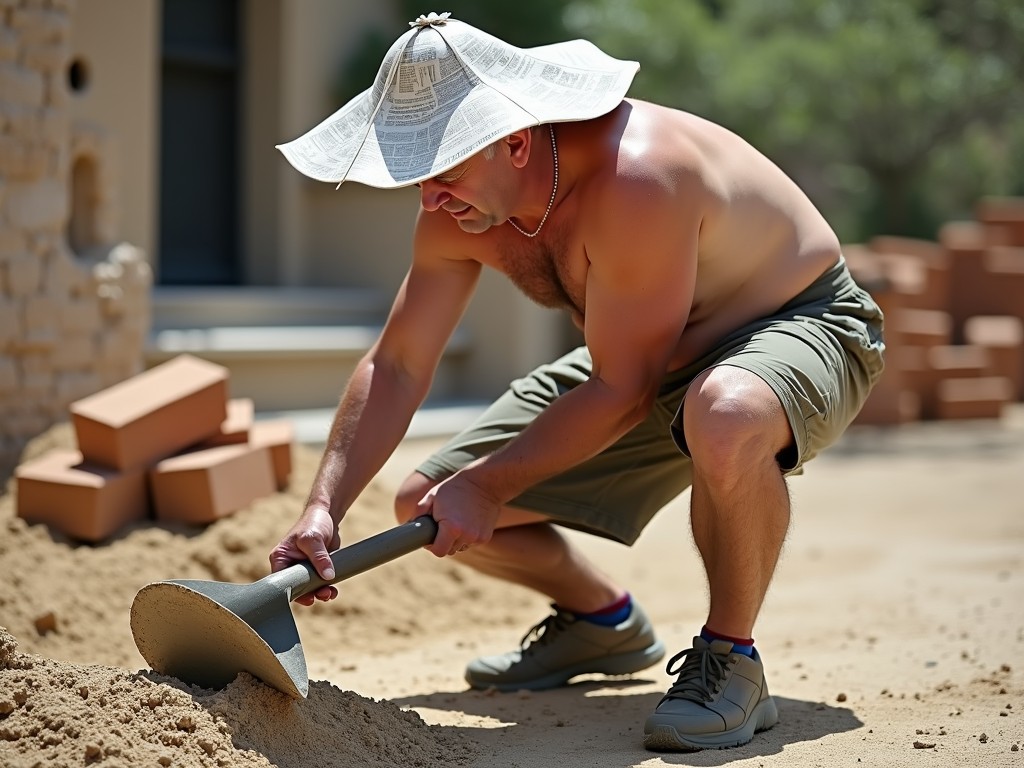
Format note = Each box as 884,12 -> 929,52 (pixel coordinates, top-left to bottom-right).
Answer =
564,0 -> 1024,240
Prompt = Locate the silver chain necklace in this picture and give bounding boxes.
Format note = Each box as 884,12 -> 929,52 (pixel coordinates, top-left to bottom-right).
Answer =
507,124 -> 558,238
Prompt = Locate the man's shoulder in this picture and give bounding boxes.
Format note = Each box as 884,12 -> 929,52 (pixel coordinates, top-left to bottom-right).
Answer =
587,139 -> 712,223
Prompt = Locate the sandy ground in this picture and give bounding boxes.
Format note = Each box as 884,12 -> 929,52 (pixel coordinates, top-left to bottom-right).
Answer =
1,409 -> 1022,767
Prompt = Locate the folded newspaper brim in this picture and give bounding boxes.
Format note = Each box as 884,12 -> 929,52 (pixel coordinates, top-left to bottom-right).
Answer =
276,18 -> 639,189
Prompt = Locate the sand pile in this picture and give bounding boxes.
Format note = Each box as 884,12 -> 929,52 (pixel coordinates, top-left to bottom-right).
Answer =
0,423 -> 538,671
0,424 -> 539,767
0,627 -> 473,768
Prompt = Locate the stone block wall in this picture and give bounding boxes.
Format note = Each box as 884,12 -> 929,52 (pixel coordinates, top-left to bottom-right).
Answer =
1,0 -> 151,464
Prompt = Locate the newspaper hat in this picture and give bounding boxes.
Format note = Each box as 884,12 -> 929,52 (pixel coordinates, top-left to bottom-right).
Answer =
276,12 -> 639,189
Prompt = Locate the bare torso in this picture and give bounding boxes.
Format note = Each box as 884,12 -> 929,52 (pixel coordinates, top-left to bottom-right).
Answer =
426,98 -> 841,372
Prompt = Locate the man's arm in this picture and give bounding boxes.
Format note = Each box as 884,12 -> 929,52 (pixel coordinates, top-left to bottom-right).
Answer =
270,213 -> 480,594
424,167 -> 706,556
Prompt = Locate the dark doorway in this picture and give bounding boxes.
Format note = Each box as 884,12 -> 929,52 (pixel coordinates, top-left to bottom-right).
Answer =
159,0 -> 241,285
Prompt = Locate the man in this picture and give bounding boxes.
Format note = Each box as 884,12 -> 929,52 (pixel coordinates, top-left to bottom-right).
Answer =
270,12 -> 884,752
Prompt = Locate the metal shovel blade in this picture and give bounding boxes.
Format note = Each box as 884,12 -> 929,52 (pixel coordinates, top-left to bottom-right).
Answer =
130,515 -> 438,698
132,578 -> 308,696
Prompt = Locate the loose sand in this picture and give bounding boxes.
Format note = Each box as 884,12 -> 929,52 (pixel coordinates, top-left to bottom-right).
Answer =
1,412 -> 1022,767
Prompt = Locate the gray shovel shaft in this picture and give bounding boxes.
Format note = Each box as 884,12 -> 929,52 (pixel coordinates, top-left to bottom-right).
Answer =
285,515 -> 438,601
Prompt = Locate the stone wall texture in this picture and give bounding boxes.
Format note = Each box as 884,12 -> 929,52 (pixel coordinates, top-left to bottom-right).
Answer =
1,0 -> 151,459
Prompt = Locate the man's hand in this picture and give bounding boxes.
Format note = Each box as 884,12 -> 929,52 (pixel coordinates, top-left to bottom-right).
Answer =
268,505 -> 341,606
417,470 -> 503,557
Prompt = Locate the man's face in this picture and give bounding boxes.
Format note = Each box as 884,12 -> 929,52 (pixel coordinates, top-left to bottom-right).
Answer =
417,147 -> 509,234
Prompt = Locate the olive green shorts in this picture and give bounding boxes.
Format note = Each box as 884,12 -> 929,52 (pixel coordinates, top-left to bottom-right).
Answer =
417,256 -> 885,545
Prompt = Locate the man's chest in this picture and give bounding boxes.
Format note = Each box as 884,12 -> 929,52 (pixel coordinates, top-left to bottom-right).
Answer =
493,230 -> 588,313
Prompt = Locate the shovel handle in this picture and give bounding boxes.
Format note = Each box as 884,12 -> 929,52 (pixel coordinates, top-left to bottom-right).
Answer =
288,515 -> 438,601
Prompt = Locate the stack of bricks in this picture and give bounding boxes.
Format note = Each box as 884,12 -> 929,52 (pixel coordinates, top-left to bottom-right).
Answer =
1,0 -> 152,459
14,355 -> 294,542
847,196 -> 1024,425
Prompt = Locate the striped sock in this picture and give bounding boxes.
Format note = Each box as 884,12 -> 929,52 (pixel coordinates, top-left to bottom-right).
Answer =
701,625 -> 755,657
571,593 -> 633,626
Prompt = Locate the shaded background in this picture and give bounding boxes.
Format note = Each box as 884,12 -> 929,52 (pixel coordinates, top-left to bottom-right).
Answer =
342,0 -> 1024,244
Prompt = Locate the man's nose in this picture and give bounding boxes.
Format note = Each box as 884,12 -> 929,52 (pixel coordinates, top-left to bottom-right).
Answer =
418,180 -> 451,211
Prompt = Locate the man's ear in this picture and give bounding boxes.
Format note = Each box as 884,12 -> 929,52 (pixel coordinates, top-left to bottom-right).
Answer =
505,128 -> 534,170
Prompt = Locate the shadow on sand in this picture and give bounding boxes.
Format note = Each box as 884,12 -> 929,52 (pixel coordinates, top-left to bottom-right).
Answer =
397,678 -> 863,767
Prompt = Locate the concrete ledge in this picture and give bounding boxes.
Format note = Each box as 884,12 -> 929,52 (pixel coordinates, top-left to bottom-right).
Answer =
258,401 -> 489,445
151,286 -> 388,328
148,325 -> 385,360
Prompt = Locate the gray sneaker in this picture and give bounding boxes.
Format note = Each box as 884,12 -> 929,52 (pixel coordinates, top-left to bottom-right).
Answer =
643,637 -> 779,751
465,602 -> 666,692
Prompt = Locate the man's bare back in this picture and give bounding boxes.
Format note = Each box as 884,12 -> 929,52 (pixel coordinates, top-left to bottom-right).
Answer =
420,99 -> 841,372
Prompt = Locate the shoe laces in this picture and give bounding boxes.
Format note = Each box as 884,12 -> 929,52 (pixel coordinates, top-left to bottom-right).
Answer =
660,642 -> 735,704
518,607 -> 575,656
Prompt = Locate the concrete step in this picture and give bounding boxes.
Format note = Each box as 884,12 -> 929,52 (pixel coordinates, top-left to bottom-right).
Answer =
257,401 -> 489,445
150,286 -> 388,328
145,287 -> 472,411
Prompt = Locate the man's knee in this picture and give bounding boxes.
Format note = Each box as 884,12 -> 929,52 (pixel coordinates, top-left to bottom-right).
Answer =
394,471 -> 443,523
683,366 -> 792,477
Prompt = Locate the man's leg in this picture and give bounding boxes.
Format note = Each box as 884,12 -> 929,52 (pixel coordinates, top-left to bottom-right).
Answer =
395,474 -> 666,691
645,364 -> 789,751
395,475 -> 623,613
684,365 -> 793,638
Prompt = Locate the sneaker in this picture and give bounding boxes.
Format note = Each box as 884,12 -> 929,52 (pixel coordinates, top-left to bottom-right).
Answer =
465,602 -> 666,692
643,637 -> 779,751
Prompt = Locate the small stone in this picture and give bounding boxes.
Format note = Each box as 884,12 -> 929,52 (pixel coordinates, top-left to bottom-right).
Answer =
837,692 -> 847,702
979,733 -> 989,743
913,741 -> 936,749
33,611 -> 57,635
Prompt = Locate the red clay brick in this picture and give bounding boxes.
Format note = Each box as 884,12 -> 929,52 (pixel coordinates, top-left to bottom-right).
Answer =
875,254 -> 930,309
897,344 -> 989,419
935,376 -> 1012,420
892,309 -> 952,348
940,222 -> 1000,334
843,246 -> 893,294
975,196 -> 1024,246
70,355 -> 229,471
15,448 -> 148,541
250,420 -> 294,491
981,247 -> 1024,321
964,315 -> 1024,400
927,344 -> 990,376
854,388 -> 920,425
898,346 -> 936,418
869,237 -> 950,310
149,443 -> 276,525
196,397 -> 254,448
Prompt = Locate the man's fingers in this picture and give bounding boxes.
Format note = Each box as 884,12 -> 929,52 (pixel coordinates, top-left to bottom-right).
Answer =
429,523 -> 458,558
311,551 -> 336,581
268,547 -> 297,574
293,585 -> 336,607
295,532 -> 336,580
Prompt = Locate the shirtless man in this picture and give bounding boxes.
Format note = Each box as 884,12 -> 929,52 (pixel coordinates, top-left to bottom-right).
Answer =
270,15 -> 884,752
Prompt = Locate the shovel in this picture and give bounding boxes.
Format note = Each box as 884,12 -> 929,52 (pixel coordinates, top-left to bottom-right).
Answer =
130,515 -> 438,699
